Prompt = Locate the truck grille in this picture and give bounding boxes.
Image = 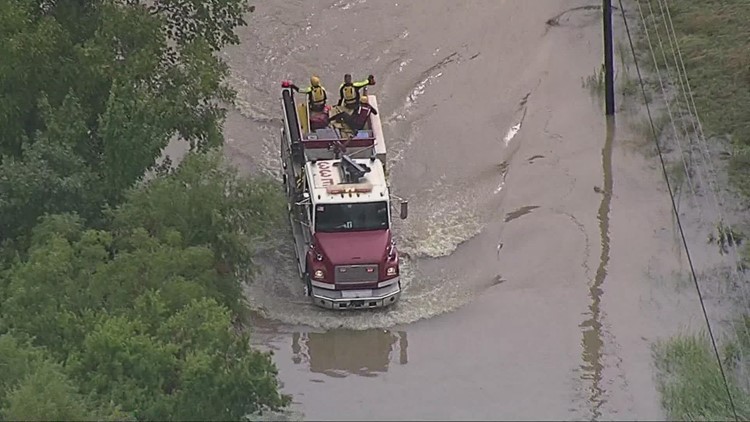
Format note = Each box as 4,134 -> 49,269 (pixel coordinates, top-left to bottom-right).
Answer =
334,264 -> 379,284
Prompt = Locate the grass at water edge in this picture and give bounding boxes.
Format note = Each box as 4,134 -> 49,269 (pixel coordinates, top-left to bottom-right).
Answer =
619,0 -> 750,419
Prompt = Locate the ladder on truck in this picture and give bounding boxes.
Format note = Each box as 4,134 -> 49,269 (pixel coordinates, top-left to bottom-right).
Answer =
280,86 -> 312,279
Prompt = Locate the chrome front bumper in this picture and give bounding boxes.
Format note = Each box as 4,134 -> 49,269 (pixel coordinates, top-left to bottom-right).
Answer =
310,278 -> 401,310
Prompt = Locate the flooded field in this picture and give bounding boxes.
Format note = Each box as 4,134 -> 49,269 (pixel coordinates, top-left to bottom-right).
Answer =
215,0 -> 712,419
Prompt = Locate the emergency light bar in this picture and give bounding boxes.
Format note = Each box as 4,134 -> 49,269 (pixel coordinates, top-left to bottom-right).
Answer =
326,183 -> 373,195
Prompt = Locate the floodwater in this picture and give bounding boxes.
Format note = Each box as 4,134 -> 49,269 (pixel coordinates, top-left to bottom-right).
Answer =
211,0 -> 713,420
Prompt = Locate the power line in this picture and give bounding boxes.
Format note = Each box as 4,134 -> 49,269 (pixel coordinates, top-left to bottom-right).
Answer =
635,0 -> 750,392
615,1 -> 740,420
651,0 -> 750,391
640,0 -> 750,361
632,0 -> 698,202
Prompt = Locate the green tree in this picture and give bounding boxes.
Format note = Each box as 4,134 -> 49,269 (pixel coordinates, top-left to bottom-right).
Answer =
0,0 -> 252,244
2,215 -> 290,419
4,362 -> 96,421
66,299 -> 290,421
0,0 -> 290,418
120,0 -> 255,51
0,334 -> 47,407
0,334 -> 131,421
110,150 -> 285,284
0,96 -> 99,243
1,153 -> 290,418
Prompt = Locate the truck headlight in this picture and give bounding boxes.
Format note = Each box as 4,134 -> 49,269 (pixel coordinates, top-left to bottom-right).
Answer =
386,267 -> 397,276
313,269 -> 325,279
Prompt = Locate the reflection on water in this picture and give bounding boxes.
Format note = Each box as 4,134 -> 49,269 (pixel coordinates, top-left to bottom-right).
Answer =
291,329 -> 408,378
579,116 -> 614,419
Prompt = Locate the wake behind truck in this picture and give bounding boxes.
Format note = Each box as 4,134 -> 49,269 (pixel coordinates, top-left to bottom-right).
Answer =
279,78 -> 408,310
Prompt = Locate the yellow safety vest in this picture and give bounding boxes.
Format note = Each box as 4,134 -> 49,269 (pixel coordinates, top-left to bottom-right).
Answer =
342,85 -> 357,105
310,87 -> 326,105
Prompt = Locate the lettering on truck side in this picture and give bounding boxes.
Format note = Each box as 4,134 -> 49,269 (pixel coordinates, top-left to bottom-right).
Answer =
317,161 -> 335,187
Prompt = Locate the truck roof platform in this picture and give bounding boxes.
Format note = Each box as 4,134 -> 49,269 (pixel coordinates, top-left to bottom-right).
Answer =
294,95 -> 388,165
306,157 -> 388,203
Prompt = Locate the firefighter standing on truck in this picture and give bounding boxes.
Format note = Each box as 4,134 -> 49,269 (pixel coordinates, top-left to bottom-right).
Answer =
291,76 -> 327,112
338,73 -> 375,109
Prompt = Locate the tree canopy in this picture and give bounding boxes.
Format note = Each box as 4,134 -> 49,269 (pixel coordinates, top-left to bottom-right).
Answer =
0,0 -> 253,242
0,0 -> 290,419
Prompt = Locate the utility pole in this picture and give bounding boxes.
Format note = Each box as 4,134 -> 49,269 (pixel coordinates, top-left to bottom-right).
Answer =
603,0 -> 615,115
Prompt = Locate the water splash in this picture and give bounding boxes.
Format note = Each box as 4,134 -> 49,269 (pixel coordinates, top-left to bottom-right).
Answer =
244,246 -> 475,330
396,176 -> 486,259
504,123 -> 521,147
494,161 -> 510,194
398,58 -> 412,73
331,0 -> 367,10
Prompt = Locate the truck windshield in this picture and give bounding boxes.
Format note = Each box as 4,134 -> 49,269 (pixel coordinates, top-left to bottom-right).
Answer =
315,201 -> 389,232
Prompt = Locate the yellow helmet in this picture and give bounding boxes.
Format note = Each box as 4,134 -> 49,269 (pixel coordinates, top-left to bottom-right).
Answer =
360,95 -> 368,104
310,75 -> 321,87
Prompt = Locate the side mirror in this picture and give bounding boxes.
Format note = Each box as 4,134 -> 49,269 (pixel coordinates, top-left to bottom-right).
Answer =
303,192 -> 310,199
400,200 -> 409,220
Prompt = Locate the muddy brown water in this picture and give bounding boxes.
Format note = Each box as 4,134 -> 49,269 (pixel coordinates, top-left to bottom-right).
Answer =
160,0 -> 722,420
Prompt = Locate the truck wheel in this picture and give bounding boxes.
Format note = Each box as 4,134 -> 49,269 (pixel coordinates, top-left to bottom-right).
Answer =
303,274 -> 312,297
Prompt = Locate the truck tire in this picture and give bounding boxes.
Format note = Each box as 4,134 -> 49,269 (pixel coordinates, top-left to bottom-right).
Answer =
303,273 -> 312,297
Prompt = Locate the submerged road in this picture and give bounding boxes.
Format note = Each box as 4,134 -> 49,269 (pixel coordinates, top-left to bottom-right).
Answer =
213,1 -> 708,419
